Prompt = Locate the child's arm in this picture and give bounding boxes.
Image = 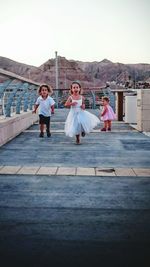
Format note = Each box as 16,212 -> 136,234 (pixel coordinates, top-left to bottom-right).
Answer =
81,96 -> 85,110
32,104 -> 39,113
101,106 -> 108,116
65,96 -> 77,107
51,105 -> 54,114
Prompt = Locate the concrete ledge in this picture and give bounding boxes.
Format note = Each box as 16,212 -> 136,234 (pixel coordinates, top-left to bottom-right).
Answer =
1,166 -> 150,177
0,112 -> 38,146
57,167 -> 76,175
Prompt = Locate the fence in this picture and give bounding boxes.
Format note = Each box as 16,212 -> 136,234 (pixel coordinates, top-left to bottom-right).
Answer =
0,68 -> 117,118
0,69 -> 39,117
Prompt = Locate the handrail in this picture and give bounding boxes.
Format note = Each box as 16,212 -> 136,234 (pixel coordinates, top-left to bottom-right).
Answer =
0,68 -> 119,116
0,68 -> 40,86
0,69 -> 39,117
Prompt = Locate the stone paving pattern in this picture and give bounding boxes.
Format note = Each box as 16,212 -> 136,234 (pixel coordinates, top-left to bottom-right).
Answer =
0,109 -> 150,267
0,165 -> 150,176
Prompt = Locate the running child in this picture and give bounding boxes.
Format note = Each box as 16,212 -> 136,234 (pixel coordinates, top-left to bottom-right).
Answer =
100,96 -> 116,131
65,81 -> 100,144
33,84 -> 55,137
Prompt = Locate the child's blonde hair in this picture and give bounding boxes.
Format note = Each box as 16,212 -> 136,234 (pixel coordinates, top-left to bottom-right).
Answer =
38,84 -> 53,95
70,81 -> 82,95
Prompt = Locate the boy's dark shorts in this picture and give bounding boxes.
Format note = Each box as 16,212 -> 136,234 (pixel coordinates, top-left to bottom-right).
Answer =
39,115 -> 50,125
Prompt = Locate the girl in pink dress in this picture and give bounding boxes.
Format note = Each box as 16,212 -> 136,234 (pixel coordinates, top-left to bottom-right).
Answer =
100,96 -> 116,131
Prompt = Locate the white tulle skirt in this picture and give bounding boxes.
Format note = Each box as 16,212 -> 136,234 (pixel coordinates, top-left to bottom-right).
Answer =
65,108 -> 100,137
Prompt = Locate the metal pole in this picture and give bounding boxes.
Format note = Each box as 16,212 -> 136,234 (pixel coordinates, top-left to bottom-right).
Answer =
64,68 -> 67,89
91,91 -> 96,109
55,51 -> 59,108
55,51 -> 58,89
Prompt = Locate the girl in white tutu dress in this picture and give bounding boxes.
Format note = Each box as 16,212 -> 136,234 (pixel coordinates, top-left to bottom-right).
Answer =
65,81 -> 100,144
100,96 -> 116,131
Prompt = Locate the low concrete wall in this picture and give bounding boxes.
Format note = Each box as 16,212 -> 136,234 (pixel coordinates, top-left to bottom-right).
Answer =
125,95 -> 137,123
137,89 -> 150,132
0,112 -> 38,146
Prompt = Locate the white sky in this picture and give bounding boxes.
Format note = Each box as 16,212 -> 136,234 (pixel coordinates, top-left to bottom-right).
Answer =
0,0 -> 150,66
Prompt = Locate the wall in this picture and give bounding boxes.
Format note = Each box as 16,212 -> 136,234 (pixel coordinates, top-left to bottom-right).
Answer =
137,89 -> 150,131
0,112 -> 38,146
125,95 -> 137,123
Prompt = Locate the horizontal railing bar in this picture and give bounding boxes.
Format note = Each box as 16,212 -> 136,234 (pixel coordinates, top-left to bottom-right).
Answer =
0,68 -> 40,86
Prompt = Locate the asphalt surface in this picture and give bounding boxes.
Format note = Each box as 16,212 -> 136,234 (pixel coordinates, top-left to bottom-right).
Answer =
0,109 -> 150,267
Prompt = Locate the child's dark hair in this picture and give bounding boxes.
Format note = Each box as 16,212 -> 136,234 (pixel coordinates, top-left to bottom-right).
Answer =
38,84 -> 53,95
102,96 -> 110,102
70,81 -> 82,94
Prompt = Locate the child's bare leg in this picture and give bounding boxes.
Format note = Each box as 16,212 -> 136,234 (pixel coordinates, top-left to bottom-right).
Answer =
105,121 -> 108,129
101,121 -> 107,131
108,120 -> 112,131
39,124 -> 44,137
76,134 -> 80,144
40,124 -> 44,133
46,118 -> 51,137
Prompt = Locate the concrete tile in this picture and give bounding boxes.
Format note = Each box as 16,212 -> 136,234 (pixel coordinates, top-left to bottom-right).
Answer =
115,168 -> 136,176
57,167 -> 76,176
77,167 -> 95,176
18,166 -> 40,175
0,165 -> 21,174
37,167 -> 57,175
133,168 -> 150,177
96,168 -> 116,176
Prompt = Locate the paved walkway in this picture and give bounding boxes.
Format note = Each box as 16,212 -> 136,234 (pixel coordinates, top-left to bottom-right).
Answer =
0,109 -> 150,267
1,165 -> 150,176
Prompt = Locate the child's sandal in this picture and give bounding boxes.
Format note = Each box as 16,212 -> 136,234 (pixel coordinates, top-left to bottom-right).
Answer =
101,128 -> 106,131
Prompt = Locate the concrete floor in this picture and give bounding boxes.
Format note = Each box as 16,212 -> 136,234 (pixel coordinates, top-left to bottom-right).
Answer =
0,109 -> 150,267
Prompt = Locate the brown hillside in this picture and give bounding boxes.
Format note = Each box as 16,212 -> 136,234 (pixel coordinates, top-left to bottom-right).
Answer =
0,56 -> 150,88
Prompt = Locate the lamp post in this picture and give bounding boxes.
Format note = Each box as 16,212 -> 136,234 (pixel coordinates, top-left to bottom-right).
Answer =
55,51 -> 59,108
55,51 -> 59,90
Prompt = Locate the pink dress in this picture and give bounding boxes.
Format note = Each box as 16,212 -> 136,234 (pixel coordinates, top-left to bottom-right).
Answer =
101,104 -> 116,121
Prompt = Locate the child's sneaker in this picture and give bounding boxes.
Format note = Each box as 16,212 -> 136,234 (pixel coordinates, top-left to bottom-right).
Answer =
47,131 -> 51,137
101,128 -> 106,131
108,128 -> 111,131
39,132 -> 44,137
81,131 -> 85,137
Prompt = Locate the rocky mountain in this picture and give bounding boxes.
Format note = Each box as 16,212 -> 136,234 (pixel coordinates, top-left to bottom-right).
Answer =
0,56 -> 150,88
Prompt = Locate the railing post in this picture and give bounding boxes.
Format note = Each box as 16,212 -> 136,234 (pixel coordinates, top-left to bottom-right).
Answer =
0,79 -> 13,115
91,91 -> 96,109
29,85 -> 38,110
16,83 -> 29,114
5,81 -> 22,117
23,92 -> 29,112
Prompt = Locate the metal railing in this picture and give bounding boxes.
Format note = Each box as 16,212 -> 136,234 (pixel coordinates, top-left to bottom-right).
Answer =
0,68 -> 39,117
52,87 -> 116,110
0,68 -> 117,118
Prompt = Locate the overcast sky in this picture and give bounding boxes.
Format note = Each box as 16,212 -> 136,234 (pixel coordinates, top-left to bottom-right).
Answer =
0,0 -> 150,66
